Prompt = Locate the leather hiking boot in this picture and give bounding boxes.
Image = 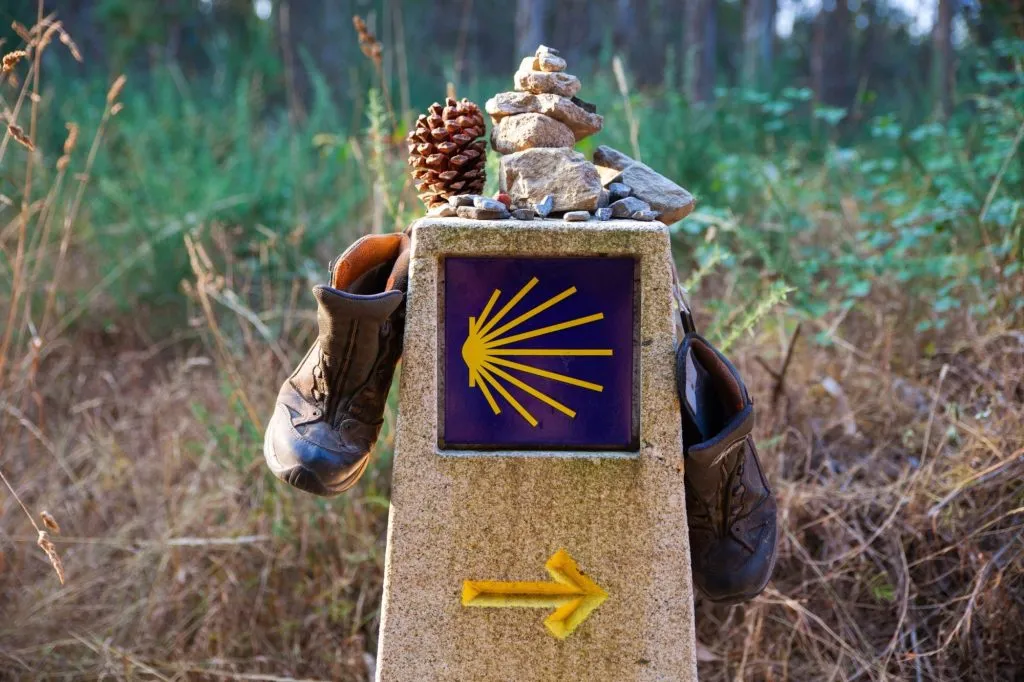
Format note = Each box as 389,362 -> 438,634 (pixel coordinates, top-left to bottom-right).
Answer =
263,232 -> 410,497
677,332 -> 777,604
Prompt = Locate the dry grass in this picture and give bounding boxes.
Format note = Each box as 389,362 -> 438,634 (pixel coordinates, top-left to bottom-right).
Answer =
692,299 -> 1023,681
2,7 -> 1022,682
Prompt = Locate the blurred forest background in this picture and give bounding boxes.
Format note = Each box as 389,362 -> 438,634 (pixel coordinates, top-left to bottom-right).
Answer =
1,1 -> 1022,680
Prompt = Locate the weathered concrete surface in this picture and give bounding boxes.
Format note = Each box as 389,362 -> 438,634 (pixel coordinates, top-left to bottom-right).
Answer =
376,218 -> 698,682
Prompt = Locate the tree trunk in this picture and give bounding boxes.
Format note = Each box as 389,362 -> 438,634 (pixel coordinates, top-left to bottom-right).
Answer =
274,0 -> 350,121
932,0 -> 955,119
811,6 -> 825,104
613,0 -> 635,54
742,0 -> 775,90
812,1 -> 853,110
685,0 -> 717,103
515,0 -> 548,59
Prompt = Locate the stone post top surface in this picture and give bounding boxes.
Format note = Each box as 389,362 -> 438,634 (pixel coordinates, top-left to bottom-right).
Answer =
409,216 -> 671,257
411,215 -> 667,232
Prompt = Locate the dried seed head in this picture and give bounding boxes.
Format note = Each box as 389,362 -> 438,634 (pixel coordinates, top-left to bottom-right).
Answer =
38,22 -> 60,51
59,30 -> 81,62
2,50 -> 27,74
40,511 -> 60,533
352,15 -> 382,66
63,122 -> 78,154
107,74 -> 126,104
12,22 -> 32,44
37,531 -> 65,585
8,124 -> 34,151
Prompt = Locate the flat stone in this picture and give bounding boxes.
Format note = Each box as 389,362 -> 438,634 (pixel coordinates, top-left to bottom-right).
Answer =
536,53 -> 567,72
378,217 -> 699,681
536,44 -> 560,57
500,148 -> 603,213
473,196 -> 507,212
490,113 -> 575,154
517,56 -> 537,73
514,69 -> 582,98
593,146 -> 696,224
595,207 -> 613,221
512,208 -> 536,220
608,182 -> 632,201
597,189 -> 610,208
610,196 -> 651,218
428,203 -> 458,217
449,194 -> 482,208
592,146 -> 635,169
534,194 -> 554,218
632,210 -> 657,221
486,92 -> 603,142
563,210 -> 591,222
456,205 -> 508,220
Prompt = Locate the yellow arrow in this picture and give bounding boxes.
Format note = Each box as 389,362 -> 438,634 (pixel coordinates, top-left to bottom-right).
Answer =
461,549 -> 608,640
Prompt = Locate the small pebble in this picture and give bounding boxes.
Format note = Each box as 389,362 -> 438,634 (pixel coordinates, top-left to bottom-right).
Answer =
608,182 -> 632,201
597,189 -> 610,209
610,196 -> 650,218
564,211 -> 591,222
449,194 -> 480,208
474,196 -> 506,212
428,203 -> 458,217
632,210 -> 657,221
494,192 -> 512,209
595,207 -> 613,221
535,194 -> 555,218
513,208 -> 536,220
457,205 -> 509,220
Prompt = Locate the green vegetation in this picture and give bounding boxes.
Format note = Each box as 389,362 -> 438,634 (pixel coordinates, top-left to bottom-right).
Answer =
7,31 -> 1020,335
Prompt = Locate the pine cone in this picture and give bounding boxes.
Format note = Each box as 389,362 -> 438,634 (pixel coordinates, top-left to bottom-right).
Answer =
407,98 -> 487,209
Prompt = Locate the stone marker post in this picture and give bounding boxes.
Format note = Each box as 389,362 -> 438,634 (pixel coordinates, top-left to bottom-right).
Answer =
376,217 -> 698,681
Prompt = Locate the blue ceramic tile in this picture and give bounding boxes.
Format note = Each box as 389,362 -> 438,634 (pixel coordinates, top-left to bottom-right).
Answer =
442,256 -> 636,450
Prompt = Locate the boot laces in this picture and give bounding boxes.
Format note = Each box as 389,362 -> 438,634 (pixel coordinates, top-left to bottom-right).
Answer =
725,453 -> 757,553
310,354 -> 329,404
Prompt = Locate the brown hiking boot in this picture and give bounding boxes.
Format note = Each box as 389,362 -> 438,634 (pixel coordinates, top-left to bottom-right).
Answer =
677,332 -> 777,603
263,232 -> 410,497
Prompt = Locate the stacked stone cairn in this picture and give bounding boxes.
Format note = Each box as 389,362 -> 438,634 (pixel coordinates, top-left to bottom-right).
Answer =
430,45 -> 696,224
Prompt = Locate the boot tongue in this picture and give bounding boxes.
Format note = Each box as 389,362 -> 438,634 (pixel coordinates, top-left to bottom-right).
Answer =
310,285 -> 403,423
684,345 -> 735,441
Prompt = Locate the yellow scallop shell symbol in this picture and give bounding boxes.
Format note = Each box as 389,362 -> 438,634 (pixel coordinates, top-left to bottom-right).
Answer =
460,277 -> 613,427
